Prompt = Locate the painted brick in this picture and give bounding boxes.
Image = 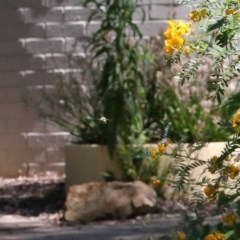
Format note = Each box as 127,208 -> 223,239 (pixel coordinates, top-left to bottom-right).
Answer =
64,7 -> 93,21
0,162 -> 23,178
138,20 -> 167,36
5,55 -> 46,71
45,54 -> 70,69
84,22 -> 101,36
0,72 -> 25,87
138,0 -> 173,6
0,9 -> 26,25
24,38 -> 64,54
64,38 -> 85,54
43,0 -> 84,8
0,120 -> 6,134
0,135 -> 28,149
46,22 -> 84,37
0,24 -> 45,41
134,6 -> 149,21
26,132 -> 70,148
6,0 -> 45,8
0,40 -> 26,55
21,70 -> 59,86
0,103 -> 37,119
173,5 -> 192,19
46,147 -> 65,163
6,119 -> 46,134
149,5 -> 173,20
19,7 -> 64,23
0,88 -> 24,103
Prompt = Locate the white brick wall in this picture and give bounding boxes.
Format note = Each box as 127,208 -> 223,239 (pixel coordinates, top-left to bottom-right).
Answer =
0,0 -> 189,177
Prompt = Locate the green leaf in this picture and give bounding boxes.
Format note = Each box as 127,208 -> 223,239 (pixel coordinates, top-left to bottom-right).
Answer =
223,230 -> 234,240
207,17 -> 226,32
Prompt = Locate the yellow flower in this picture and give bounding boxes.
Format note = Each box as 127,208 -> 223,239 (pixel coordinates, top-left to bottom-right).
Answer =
183,46 -> 191,56
151,148 -> 157,158
210,155 -> 218,164
208,155 -> 218,174
225,8 -> 235,15
205,231 -> 224,240
189,10 -> 201,22
177,21 -> 192,35
150,177 -> 161,187
221,213 -> 237,226
222,165 -> 240,179
200,9 -> 207,18
164,44 -> 174,56
228,165 -> 239,179
164,20 -> 192,55
168,36 -> 184,51
205,234 -> 216,240
189,9 -> 207,22
232,111 -> 240,131
204,185 -> 218,198
158,143 -> 166,153
214,232 -> 224,240
174,231 -> 186,240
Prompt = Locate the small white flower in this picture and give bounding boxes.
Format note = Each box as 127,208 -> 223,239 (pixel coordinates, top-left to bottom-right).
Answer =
59,99 -> 65,105
99,116 -> 108,124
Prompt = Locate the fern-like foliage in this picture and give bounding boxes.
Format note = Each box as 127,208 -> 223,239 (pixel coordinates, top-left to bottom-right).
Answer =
178,58 -> 203,85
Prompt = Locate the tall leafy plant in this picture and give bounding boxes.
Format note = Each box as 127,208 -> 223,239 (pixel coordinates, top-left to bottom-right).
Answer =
84,0 -> 149,169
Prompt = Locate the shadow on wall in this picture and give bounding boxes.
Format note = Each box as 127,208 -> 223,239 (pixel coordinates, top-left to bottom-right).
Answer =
0,0 -> 87,177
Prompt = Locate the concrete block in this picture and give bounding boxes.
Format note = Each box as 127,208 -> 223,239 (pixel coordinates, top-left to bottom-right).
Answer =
0,24 -> 45,41
84,22 -> 101,36
0,40 -> 25,55
0,103 -> 37,118
6,119 -> 46,134
19,7 -> 64,23
21,70 -> 59,86
149,5 -> 172,20
24,38 -> 65,54
138,20 -> 167,36
138,0 -> 173,5
43,0 -> 84,8
25,132 -> 70,148
0,135 -> 28,149
0,72 -> 25,87
173,5 -> 192,19
0,88 -> 24,103
6,55 -> 46,71
64,6 -> 94,22
46,22 -> 84,37
45,54 -> 70,69
0,162 -> 23,178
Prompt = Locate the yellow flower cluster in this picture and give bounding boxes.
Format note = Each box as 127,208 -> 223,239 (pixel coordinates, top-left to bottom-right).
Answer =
189,9 -> 207,22
225,8 -> 235,15
149,177 -> 161,187
208,155 -> 219,174
151,148 -> 158,158
158,142 -> 166,153
204,185 -> 218,199
222,165 -> 240,179
205,231 -> 224,240
232,111 -> 240,131
164,20 -> 192,56
221,212 -> 237,226
173,231 -> 186,240
208,155 -> 231,174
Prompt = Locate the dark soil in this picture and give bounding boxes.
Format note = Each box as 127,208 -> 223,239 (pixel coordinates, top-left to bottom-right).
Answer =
0,173 -> 66,216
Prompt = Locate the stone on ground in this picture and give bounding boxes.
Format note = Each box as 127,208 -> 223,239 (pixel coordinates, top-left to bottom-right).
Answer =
64,180 -> 157,223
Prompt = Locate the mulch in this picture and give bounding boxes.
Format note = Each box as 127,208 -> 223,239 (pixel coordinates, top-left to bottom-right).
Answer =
0,172 -> 66,216
0,173 -> 219,225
